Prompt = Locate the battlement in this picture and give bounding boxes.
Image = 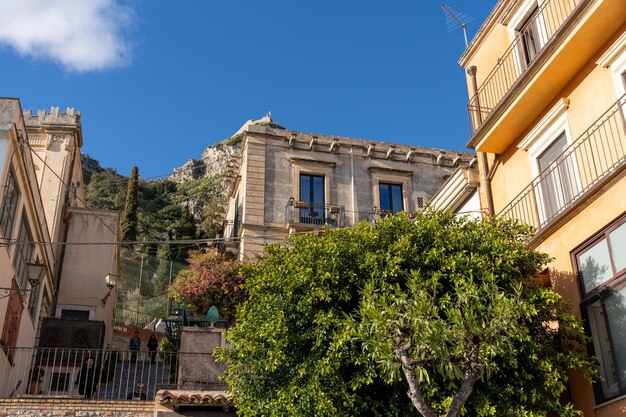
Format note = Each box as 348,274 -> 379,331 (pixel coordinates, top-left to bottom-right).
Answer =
24,106 -> 81,127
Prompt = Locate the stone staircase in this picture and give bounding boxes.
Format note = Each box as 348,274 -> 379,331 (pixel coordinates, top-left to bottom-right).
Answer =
98,360 -> 172,400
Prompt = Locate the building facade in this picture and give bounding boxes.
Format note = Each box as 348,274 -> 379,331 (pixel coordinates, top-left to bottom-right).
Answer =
0,99 -> 119,396
459,0 -> 626,414
220,117 -> 475,260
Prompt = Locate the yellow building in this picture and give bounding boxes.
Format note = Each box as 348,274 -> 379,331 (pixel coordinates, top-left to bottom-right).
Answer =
459,0 -> 626,414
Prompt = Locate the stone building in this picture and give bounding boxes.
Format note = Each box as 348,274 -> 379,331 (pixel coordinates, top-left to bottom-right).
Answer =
0,99 -> 120,396
459,0 -> 626,414
219,117 -> 475,260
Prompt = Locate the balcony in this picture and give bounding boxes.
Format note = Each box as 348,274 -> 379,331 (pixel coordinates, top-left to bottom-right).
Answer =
217,216 -> 240,255
466,0 -> 625,153
285,200 -> 345,229
498,95 -> 626,237
468,0 -> 583,133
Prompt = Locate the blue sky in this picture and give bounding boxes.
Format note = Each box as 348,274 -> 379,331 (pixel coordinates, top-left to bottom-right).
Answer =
0,0 -> 496,179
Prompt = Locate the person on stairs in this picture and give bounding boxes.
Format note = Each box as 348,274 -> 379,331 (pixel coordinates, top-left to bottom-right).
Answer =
129,331 -> 141,364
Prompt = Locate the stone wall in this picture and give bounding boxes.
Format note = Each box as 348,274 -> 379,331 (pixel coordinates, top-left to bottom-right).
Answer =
0,399 -> 152,416
177,327 -> 227,390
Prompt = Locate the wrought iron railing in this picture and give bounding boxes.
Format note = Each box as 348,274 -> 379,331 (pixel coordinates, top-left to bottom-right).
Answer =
467,0 -> 581,132
0,347 -> 222,401
285,200 -> 345,228
499,95 -> 626,231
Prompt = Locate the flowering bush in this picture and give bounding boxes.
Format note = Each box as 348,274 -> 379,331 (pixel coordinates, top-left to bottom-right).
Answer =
168,251 -> 246,319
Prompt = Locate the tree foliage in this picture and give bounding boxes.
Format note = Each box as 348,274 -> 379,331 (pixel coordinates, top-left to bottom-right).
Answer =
219,211 -> 595,417
168,251 -> 246,319
120,166 -> 139,242
84,168 -> 126,211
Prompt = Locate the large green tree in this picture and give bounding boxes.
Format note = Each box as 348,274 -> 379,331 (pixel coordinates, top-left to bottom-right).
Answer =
220,212 -> 595,417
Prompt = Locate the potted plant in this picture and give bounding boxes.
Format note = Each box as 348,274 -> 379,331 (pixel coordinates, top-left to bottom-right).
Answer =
27,366 -> 44,395
294,201 -> 309,209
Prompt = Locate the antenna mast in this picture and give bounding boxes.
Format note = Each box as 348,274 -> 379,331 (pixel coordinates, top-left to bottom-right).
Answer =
441,3 -> 474,48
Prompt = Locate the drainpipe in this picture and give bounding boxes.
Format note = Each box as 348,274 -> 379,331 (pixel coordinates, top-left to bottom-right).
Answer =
467,65 -> 495,216
350,146 -> 356,225
467,66 -> 482,126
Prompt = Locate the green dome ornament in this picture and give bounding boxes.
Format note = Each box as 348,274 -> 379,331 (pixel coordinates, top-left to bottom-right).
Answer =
207,305 -> 219,324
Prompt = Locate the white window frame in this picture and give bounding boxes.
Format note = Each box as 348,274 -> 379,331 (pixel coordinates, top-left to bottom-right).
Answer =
507,0 -> 548,76
596,31 -> 626,97
519,99 -> 581,224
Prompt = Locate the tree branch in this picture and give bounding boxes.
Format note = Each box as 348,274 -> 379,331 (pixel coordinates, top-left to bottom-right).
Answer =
445,344 -> 484,417
395,337 -> 438,417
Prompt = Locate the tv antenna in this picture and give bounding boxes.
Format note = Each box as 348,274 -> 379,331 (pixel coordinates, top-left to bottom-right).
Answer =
441,3 -> 474,48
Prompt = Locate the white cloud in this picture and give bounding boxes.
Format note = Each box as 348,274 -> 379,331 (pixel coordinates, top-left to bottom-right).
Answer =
0,0 -> 135,72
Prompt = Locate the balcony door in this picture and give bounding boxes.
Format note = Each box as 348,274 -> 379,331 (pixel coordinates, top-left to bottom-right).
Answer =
300,174 -> 325,225
536,132 -> 579,223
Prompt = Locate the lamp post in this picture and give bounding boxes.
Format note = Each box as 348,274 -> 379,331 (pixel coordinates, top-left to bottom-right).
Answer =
0,258 -> 46,297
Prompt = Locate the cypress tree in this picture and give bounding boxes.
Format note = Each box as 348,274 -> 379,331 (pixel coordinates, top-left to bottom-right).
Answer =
175,205 -> 197,262
120,166 -> 139,242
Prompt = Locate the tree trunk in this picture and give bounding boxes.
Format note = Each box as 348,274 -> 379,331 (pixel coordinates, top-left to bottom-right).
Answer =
395,339 -> 437,417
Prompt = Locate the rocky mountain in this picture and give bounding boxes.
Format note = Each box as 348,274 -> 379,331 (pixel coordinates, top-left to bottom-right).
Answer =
82,115 -> 282,239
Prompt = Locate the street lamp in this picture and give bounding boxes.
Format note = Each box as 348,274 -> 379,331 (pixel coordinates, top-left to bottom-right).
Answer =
101,273 -> 119,307
0,258 -> 46,297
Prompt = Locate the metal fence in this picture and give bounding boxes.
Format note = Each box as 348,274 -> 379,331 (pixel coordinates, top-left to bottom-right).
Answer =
467,0 -> 581,132
499,95 -> 626,231
113,308 -> 157,329
0,347 -> 224,401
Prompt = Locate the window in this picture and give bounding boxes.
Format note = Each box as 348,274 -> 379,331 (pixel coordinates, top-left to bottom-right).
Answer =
0,280 -> 23,360
536,132 -> 579,221
299,174 -> 325,225
13,217 -> 34,290
61,310 -> 91,320
576,216 -> 626,402
517,7 -> 541,67
520,101 -> 579,226
0,167 -> 20,240
379,183 -> 403,214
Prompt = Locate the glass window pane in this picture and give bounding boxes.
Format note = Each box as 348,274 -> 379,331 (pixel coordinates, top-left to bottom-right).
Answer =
587,299 -> 619,399
391,185 -> 403,213
312,176 -> 324,206
605,287 -> 626,396
379,184 -> 390,211
300,175 -> 310,202
609,222 -> 626,272
578,238 -> 612,293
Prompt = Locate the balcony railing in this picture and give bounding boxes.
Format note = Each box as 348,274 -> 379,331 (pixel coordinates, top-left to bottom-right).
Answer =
0,347 -> 221,401
467,0 -> 581,132
285,200 -> 345,228
499,95 -> 626,232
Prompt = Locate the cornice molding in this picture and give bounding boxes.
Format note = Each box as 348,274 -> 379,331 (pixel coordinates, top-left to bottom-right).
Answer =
368,167 -> 413,177
290,158 -> 336,168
